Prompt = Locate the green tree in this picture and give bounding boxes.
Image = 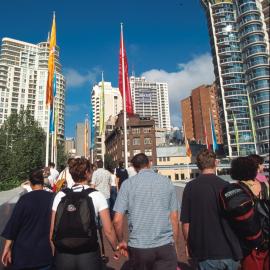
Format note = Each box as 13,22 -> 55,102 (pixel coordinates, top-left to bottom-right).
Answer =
0,110 -> 46,190
57,140 -> 67,170
104,154 -> 116,172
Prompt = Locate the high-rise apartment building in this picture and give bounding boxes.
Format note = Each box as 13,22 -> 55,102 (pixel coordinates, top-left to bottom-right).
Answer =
130,76 -> 171,131
201,0 -> 269,156
91,81 -> 122,160
261,0 -> 269,43
181,84 -> 223,145
91,81 -> 122,127
0,38 -> 66,138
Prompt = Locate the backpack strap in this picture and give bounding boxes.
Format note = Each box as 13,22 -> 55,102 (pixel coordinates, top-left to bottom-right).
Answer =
83,188 -> 106,257
61,187 -> 73,194
238,181 -> 255,199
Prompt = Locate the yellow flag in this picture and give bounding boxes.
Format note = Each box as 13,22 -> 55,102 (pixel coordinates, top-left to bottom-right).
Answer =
46,14 -> 56,105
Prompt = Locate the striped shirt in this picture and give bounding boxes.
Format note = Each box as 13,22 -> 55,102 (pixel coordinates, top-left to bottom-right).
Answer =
113,168 -> 179,248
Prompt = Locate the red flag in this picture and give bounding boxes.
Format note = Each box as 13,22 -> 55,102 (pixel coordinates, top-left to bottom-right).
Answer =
119,25 -> 133,115
204,124 -> 210,150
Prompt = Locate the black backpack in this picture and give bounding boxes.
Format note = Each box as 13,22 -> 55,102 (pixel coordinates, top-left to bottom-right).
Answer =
220,182 -> 265,250
53,187 -> 98,254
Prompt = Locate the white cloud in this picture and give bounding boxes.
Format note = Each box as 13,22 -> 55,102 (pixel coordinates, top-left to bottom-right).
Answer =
141,53 -> 215,127
64,68 -> 101,88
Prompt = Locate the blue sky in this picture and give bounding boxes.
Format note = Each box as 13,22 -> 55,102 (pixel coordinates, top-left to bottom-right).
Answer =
0,0 -> 215,137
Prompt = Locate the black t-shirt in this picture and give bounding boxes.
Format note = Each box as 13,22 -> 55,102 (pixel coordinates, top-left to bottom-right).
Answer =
2,190 -> 54,269
180,174 -> 242,261
116,167 -> 128,188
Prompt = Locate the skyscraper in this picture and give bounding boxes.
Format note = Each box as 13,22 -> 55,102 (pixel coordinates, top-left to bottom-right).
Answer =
130,76 -> 171,131
91,81 -> 122,127
201,0 -> 269,156
0,37 -> 65,138
91,81 -> 122,160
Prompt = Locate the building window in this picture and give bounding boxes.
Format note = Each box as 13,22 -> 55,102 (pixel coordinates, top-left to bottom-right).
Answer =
133,149 -> 140,155
166,157 -> 170,161
143,128 -> 151,133
132,128 -> 140,134
181,174 -> 185,180
175,174 -> 179,180
145,149 -> 152,156
162,157 -> 166,161
133,138 -> 140,145
168,175 -> 171,180
144,138 -> 152,144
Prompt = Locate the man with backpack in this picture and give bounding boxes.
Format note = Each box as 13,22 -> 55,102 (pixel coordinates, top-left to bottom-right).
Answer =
180,149 -> 242,270
220,156 -> 269,270
50,158 -> 120,270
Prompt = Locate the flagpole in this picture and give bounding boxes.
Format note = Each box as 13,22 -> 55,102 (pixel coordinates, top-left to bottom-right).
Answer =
121,23 -> 128,169
50,102 -> 55,162
45,106 -> 50,166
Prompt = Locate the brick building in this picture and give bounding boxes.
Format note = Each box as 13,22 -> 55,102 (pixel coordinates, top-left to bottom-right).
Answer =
181,84 -> 223,145
105,112 -> 157,165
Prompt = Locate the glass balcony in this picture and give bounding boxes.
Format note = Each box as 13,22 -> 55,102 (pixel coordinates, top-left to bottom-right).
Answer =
226,101 -> 248,108
239,3 -> 258,14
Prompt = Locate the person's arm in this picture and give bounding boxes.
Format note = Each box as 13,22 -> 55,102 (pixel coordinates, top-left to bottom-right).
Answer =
115,177 -> 119,192
179,183 -> 191,258
170,211 -> 181,261
113,212 -> 128,257
49,211 -> 56,255
181,222 -> 190,258
1,240 -> 12,267
113,212 -> 125,242
99,208 -> 118,251
181,222 -> 189,242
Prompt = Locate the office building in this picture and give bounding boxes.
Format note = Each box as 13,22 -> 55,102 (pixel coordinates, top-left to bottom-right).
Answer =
75,123 -> 88,157
201,0 -> 269,156
181,84 -> 223,145
156,145 -> 196,180
130,76 -> 171,130
91,81 -> 122,127
105,112 -> 157,165
0,37 -> 66,138
64,137 -> 75,155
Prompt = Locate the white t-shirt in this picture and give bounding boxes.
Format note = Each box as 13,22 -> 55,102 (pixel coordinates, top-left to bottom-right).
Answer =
52,185 -> 108,216
48,168 -> 59,186
57,168 -> 74,188
91,168 -> 112,199
111,174 -> 117,187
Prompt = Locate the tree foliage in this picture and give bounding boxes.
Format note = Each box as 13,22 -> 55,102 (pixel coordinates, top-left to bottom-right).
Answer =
0,110 -> 46,189
104,154 -> 116,172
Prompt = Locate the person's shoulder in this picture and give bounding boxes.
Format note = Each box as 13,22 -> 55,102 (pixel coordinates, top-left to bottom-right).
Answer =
89,190 -> 106,202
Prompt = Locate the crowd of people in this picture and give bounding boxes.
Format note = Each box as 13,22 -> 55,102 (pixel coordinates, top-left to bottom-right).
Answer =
1,150 -> 269,270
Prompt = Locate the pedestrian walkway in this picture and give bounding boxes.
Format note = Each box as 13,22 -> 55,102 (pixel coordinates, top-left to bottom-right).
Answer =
0,185 -> 195,270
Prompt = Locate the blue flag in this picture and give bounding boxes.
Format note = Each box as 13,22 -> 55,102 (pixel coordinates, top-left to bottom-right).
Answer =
53,73 -> 57,97
49,109 -> 54,133
210,112 -> 218,152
